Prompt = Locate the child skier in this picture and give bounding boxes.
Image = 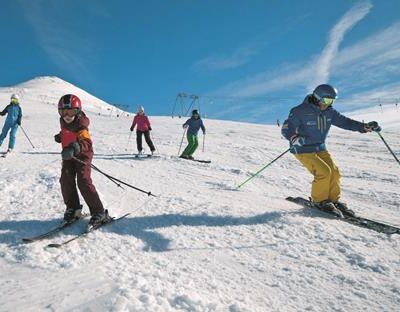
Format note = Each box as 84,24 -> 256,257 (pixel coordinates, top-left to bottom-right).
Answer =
180,109 -> 206,159
130,106 -> 156,155
281,84 -> 381,217
0,94 -> 22,154
55,94 -> 110,226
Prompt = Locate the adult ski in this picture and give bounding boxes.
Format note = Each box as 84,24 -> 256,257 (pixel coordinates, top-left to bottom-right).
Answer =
191,159 -> 211,163
286,196 -> 400,235
22,214 -> 89,243
178,157 -> 211,163
47,213 -> 130,248
134,153 -> 153,158
133,154 -> 160,159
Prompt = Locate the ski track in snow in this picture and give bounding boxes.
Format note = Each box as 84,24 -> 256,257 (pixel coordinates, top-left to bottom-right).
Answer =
0,78 -> 399,311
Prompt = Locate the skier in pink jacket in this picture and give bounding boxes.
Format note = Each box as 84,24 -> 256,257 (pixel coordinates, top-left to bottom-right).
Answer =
130,106 -> 156,155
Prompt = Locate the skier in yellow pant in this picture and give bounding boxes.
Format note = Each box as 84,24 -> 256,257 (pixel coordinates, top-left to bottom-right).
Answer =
282,84 -> 381,217
294,151 -> 340,203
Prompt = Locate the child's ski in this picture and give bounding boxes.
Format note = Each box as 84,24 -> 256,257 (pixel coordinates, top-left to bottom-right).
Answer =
22,214 -> 89,243
47,213 -> 130,248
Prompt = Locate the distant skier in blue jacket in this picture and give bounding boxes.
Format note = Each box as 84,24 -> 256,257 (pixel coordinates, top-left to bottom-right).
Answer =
180,109 -> 206,159
0,94 -> 22,153
282,84 -> 380,217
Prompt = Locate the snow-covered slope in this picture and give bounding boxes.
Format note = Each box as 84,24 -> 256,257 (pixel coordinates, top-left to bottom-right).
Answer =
0,77 -> 399,312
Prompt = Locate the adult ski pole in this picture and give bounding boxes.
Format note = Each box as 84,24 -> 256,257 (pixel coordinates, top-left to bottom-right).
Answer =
125,131 -> 132,151
202,133 -> 205,152
376,132 -> 400,166
150,130 -> 158,153
178,127 -> 187,156
20,126 -> 35,149
236,148 -> 291,189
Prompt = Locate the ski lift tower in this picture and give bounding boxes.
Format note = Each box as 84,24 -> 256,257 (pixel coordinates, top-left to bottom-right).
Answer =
172,93 -> 200,118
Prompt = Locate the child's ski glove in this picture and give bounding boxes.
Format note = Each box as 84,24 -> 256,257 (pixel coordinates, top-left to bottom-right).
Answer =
54,134 -> 61,143
61,142 -> 81,160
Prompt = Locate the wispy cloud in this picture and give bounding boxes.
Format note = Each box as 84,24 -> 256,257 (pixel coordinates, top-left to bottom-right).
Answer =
203,1 -> 400,122
17,1 -> 94,76
194,46 -> 258,71
194,10 -> 313,73
333,22 -> 400,88
335,82 -> 400,114
213,1 -> 374,98
216,62 -> 314,97
309,1 -> 372,89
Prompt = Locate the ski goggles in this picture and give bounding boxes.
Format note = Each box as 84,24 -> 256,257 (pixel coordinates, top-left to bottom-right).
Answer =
319,97 -> 335,106
58,108 -> 79,117
314,92 -> 336,106
10,99 -> 19,104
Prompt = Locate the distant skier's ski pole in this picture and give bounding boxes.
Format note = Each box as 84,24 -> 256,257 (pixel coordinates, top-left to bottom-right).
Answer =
73,157 -> 156,197
202,133 -> 205,153
178,127 -> 187,156
20,126 -> 35,149
126,132 -> 132,151
150,131 -> 159,153
376,132 -> 400,166
236,148 -> 290,189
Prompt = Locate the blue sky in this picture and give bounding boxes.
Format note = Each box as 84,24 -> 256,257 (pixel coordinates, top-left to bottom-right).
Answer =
1,0 -> 400,123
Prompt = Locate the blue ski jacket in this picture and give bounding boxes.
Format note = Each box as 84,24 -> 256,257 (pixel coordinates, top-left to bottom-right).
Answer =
281,95 -> 365,154
0,103 -> 22,127
183,117 -> 205,136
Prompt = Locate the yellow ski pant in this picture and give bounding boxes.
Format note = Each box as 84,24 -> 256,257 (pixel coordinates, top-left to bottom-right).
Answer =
294,151 -> 341,203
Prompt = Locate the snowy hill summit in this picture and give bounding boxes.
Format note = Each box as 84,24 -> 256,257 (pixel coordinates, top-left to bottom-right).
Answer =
0,77 -> 399,311
0,76 -> 119,116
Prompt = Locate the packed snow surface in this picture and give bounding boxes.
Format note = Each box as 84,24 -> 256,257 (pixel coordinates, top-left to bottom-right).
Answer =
0,77 -> 399,311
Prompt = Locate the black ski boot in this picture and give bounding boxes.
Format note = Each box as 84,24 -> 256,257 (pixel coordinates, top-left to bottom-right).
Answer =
64,206 -> 83,223
314,200 -> 344,218
88,210 -> 112,228
334,201 -> 355,217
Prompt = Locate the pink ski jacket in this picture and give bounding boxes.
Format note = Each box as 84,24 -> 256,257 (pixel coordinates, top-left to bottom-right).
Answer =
131,114 -> 151,132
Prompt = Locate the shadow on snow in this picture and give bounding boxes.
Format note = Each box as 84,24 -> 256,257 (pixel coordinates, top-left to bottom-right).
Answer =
97,211 -> 285,252
0,210 -> 291,252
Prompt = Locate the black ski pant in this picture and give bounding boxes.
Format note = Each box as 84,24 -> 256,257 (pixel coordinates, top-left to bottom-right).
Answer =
136,130 -> 155,152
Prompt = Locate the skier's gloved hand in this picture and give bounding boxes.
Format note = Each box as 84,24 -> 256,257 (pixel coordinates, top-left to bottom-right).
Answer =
54,133 -> 61,143
290,135 -> 305,147
183,124 -> 188,129
130,127 -> 133,132
149,127 -> 152,131
61,142 -> 81,160
365,121 -> 381,132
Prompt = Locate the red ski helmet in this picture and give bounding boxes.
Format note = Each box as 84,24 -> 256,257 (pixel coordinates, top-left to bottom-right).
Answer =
58,94 -> 82,110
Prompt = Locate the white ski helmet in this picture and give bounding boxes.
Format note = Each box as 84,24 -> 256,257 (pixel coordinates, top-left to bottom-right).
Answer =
137,106 -> 144,113
11,94 -> 20,101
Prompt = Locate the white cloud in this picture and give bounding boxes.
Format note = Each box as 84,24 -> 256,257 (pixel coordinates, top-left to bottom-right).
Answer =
309,1 -> 372,89
17,1 -> 93,76
335,82 -> 400,112
205,1 -> 400,121
211,1 -> 399,102
332,22 -> 400,89
194,46 -> 258,71
216,62 -> 314,97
